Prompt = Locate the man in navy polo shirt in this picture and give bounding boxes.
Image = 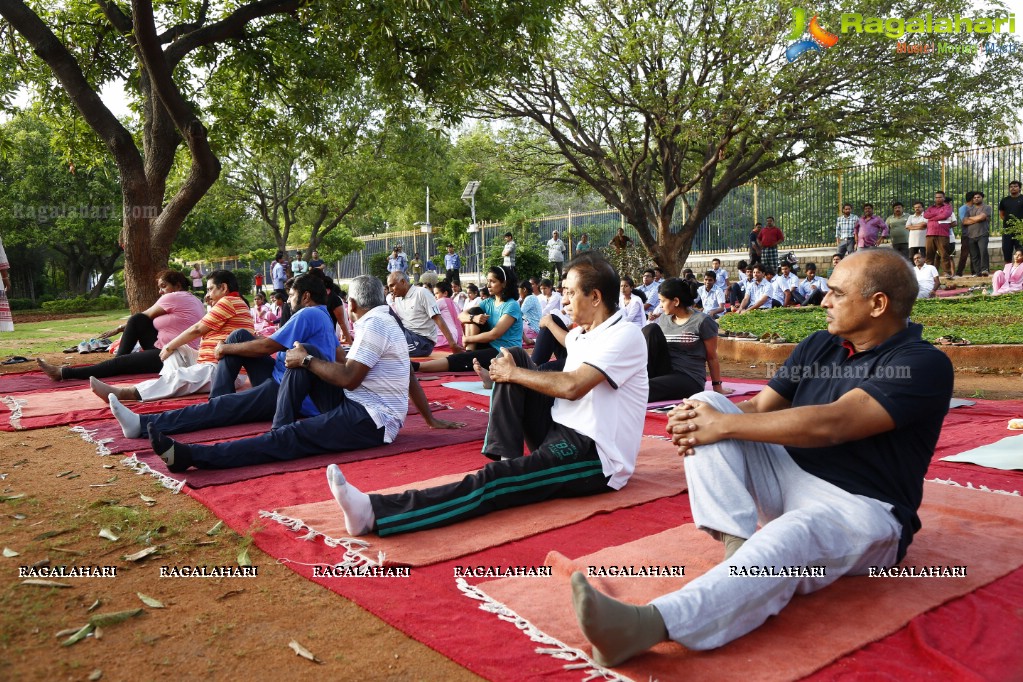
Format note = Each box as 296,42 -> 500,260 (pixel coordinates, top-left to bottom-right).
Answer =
568,248 -> 954,666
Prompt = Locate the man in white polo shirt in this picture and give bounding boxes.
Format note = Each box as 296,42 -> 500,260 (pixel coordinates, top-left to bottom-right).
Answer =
913,252 -> 940,298
324,253 -> 648,537
387,270 -> 462,356
737,264 -> 775,313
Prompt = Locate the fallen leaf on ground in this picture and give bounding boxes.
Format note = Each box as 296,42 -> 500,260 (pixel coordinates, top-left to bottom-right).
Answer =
22,579 -> 71,588
216,589 -> 245,601
89,670 -> 102,681
98,528 -> 119,542
206,520 -> 223,536
123,546 -> 159,562
288,640 -> 322,663
60,623 -> 94,647
3,547 -> 19,557
237,547 -> 252,566
137,592 -> 164,608
89,608 -> 143,627
87,599 -> 101,612
139,494 -> 156,505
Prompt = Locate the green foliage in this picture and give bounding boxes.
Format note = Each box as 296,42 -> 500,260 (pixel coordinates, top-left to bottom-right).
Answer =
485,213 -> 548,281
603,246 -> 653,282
718,292 -> 1023,345
232,268 -> 255,294
1005,216 -> 1023,243
41,295 -> 125,314
368,252 -> 390,280
7,298 -> 39,311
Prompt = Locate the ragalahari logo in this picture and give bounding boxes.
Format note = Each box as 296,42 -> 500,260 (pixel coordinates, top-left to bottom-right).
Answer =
786,8 -> 839,62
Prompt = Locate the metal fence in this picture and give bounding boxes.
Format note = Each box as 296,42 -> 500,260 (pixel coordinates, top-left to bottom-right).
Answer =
204,143 -> 1023,281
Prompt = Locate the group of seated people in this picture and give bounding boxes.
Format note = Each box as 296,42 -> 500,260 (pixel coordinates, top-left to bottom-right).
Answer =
32,249 -> 956,667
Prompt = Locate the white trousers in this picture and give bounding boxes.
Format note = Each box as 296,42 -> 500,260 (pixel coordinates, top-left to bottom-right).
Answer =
650,391 -> 902,650
136,347 -> 245,401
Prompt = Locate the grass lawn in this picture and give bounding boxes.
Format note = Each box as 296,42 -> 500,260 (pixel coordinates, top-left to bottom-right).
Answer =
718,292 -> 1023,344
0,309 -> 131,356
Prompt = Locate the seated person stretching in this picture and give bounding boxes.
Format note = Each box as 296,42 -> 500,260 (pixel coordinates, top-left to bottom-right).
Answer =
325,253 -> 648,536
569,248 -> 954,667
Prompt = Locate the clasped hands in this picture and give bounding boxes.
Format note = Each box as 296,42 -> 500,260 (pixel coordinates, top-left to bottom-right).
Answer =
666,399 -> 726,456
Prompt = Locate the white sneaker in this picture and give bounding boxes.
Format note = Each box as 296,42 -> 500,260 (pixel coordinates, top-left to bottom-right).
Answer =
78,340 -> 91,354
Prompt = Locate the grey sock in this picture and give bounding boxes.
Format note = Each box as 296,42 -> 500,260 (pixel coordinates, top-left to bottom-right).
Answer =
571,571 -> 668,667
108,395 -> 142,439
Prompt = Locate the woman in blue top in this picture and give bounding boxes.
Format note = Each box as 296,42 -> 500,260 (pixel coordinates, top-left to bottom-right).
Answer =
414,266 -> 522,373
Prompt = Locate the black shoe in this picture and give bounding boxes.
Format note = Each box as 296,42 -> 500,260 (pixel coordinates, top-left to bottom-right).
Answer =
147,423 -> 192,473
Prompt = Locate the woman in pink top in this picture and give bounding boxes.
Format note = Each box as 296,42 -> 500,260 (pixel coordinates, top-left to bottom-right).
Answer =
38,270 -> 205,381
431,280 -> 464,349
991,248 -> 1023,295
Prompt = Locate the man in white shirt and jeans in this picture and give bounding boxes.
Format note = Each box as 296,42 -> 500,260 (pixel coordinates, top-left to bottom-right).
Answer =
324,253 -> 648,537
546,230 -> 567,281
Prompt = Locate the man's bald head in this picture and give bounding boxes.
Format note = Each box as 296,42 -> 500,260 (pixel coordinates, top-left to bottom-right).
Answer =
838,249 -> 918,319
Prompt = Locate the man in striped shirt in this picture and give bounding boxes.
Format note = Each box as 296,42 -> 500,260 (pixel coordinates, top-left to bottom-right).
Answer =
144,276 -> 424,471
835,203 -> 858,257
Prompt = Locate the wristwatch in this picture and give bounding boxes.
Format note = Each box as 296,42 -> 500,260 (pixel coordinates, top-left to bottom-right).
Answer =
301,354 -> 314,368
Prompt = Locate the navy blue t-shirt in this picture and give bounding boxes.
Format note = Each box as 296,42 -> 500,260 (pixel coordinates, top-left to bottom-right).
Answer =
766,323 -> 953,560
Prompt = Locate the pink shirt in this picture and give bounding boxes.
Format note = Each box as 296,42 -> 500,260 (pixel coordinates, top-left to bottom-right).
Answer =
153,291 -> 205,349
923,203 -> 953,237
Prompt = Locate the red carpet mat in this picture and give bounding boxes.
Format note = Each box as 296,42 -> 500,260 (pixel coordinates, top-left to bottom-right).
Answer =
0,369 -> 159,393
123,408 -> 490,489
0,387 -> 204,431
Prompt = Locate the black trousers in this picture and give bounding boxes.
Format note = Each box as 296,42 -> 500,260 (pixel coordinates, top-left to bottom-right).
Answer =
370,347 -> 610,536
61,313 -> 163,380
968,235 -> 990,275
530,314 -> 569,371
1003,234 -> 1023,264
643,324 -> 704,403
446,268 -> 460,285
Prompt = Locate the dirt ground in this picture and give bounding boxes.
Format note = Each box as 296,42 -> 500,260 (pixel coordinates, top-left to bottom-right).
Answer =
1,349 -> 1020,681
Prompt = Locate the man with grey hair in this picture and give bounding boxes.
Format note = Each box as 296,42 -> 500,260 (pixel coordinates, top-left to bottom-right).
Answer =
387,270 -> 463,356
569,249 -> 953,666
143,275 -> 422,471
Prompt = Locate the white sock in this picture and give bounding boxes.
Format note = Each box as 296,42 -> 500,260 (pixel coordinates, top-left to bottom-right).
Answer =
326,464 -> 375,536
108,395 -> 142,439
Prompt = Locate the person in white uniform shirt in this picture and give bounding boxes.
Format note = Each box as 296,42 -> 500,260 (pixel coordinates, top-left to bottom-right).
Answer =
912,252 -> 940,298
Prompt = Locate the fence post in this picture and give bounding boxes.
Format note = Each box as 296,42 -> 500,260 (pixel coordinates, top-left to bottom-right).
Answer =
753,179 -> 759,225
567,208 -> 573,259
837,172 -> 843,214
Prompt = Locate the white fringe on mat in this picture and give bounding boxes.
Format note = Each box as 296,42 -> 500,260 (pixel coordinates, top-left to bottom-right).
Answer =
456,577 -> 634,682
69,425 -> 114,456
926,477 -> 1021,497
1,395 -> 27,430
258,509 -> 384,569
119,453 -> 186,493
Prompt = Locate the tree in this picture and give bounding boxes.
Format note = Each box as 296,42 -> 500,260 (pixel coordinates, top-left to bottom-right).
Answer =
0,0 -> 566,310
479,0 -> 1022,275
0,112 -> 123,297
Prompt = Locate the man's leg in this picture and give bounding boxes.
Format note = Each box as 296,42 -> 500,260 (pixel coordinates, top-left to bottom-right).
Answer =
139,378 -> 281,435
369,423 -> 608,536
894,243 -> 910,259
136,363 -> 218,401
804,289 -> 825,306
956,233 -> 971,276
530,316 -> 569,369
153,395 -> 384,471
481,347 -> 555,460
403,328 -> 436,358
209,329 -> 276,398
938,236 -> 953,276
974,235 -> 989,274
272,345 -> 345,429
574,391 -> 901,662
925,235 -> 937,267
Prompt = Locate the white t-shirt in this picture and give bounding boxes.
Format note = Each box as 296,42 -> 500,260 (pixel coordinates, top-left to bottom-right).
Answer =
346,306 -> 411,443
914,264 -> 940,298
392,285 -> 441,342
551,312 -> 648,490
546,238 -> 566,262
906,214 -> 928,249
698,285 -> 725,315
538,291 -> 562,316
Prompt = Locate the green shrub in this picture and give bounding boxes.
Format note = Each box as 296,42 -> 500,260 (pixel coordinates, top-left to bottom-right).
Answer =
42,295 -> 125,313
368,252 -> 389,281
7,298 -> 39,310
232,268 -> 254,294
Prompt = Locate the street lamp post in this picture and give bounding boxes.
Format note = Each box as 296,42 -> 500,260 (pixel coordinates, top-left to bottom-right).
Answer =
462,180 -> 481,282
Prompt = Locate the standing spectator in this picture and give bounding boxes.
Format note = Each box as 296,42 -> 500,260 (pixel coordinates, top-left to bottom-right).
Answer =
254,272 -> 264,295
757,217 -> 784,273
502,232 -> 517,276
924,190 -> 955,278
748,222 -> 763,266
905,201 -> 928,258
189,263 -> 204,292
835,203 -> 858,257
912,252 -> 940,298
444,244 -> 461,284
309,250 -> 326,271
997,179 -> 1023,264
387,246 -> 408,274
292,250 -> 309,275
709,258 -> 728,288
271,251 -> 288,299
409,252 -> 424,283
886,202 -> 910,259
854,203 -> 888,249
0,233 -> 12,332
991,248 -> 1023,295
576,232 -> 592,253
546,230 -> 567,281
962,191 -> 992,277
609,226 -> 633,251
955,191 -> 976,276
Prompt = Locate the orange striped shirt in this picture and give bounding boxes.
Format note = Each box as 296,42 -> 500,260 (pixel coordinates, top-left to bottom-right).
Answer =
198,294 -> 254,363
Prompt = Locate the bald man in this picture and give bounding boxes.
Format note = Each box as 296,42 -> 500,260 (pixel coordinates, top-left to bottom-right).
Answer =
570,249 -> 954,666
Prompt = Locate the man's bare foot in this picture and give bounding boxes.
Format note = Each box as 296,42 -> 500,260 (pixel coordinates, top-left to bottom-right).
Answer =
90,376 -> 141,402
472,358 -> 493,389
36,358 -> 64,381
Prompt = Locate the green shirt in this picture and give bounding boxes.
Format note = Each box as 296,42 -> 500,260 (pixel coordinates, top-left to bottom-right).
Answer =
886,215 -> 909,244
